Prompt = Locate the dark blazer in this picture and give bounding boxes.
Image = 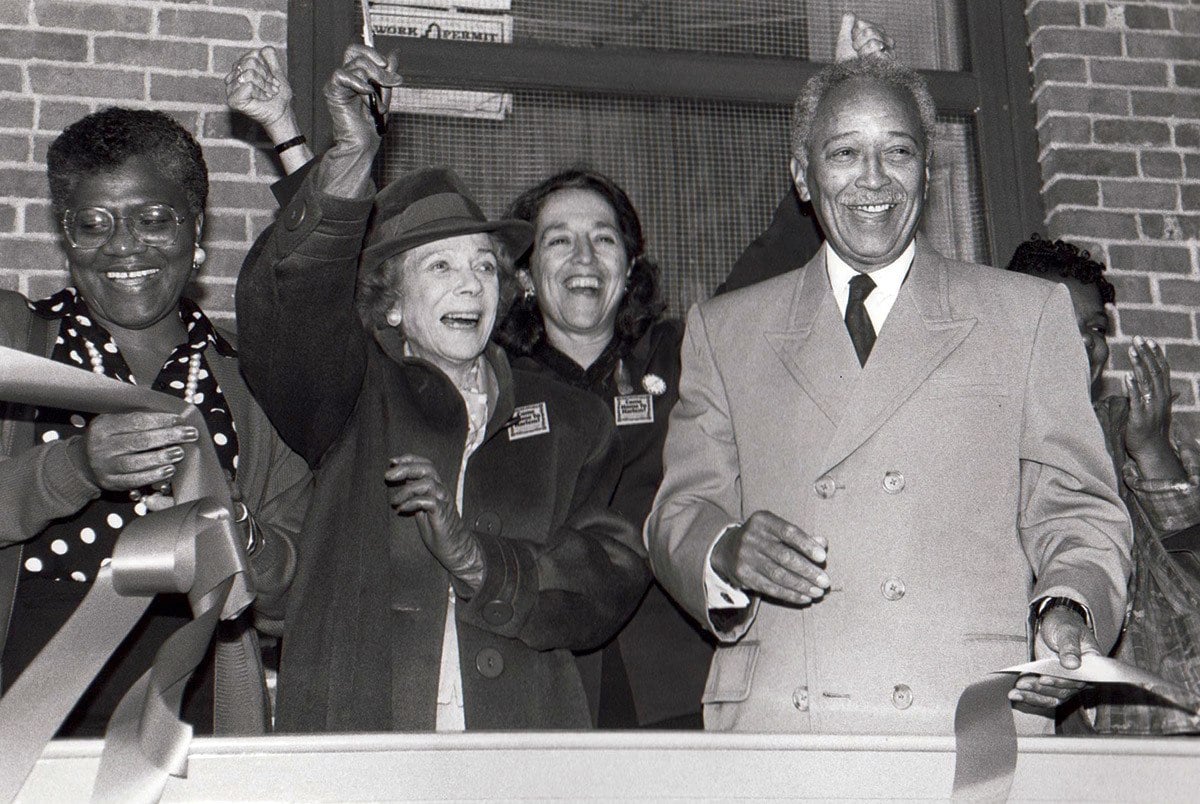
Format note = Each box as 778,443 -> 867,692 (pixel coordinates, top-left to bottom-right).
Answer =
716,187 -> 823,296
236,174 -> 649,732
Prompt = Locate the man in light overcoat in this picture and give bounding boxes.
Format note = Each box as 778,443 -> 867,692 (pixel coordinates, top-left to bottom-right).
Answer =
645,51 -> 1132,735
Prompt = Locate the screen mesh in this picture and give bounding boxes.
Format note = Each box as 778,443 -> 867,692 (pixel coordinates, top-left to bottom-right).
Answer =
377,93 -> 989,316
367,1 -> 968,70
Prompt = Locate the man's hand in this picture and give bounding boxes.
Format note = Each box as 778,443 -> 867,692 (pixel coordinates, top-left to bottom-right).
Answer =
1125,336 -> 1187,480
711,511 -> 830,606
1008,603 -> 1098,709
316,44 -> 402,199
225,47 -> 292,131
835,12 -> 896,63
78,412 -> 198,492
385,454 -> 485,590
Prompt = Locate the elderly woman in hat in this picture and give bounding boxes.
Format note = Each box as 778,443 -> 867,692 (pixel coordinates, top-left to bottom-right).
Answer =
236,45 -> 648,732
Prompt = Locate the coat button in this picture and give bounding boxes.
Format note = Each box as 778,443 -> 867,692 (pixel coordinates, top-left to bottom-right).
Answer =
476,647 -> 504,678
881,577 -> 906,601
473,511 -> 502,536
892,684 -> 913,710
792,686 -> 809,712
283,201 -> 306,231
482,600 -> 513,626
882,471 -> 905,494
814,476 -> 837,499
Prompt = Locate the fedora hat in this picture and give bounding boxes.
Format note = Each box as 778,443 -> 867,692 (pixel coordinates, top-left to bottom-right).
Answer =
360,167 -> 532,275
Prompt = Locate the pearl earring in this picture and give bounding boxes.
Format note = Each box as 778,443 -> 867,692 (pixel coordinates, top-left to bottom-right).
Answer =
192,246 -> 207,269
386,308 -> 403,327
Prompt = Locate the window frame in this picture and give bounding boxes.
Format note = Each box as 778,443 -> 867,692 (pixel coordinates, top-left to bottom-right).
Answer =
287,0 -> 1042,277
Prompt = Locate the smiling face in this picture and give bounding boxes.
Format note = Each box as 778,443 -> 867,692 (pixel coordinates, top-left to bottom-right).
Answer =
527,188 -> 630,345
389,232 -> 500,376
792,77 -> 927,273
62,155 -> 201,332
1060,276 -> 1110,388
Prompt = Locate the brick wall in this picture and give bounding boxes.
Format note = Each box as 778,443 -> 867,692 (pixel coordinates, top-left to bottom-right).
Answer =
0,0 -> 288,322
1027,0 -> 1200,430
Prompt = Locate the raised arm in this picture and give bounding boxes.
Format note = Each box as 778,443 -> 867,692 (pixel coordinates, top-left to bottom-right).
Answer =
225,46 -> 314,175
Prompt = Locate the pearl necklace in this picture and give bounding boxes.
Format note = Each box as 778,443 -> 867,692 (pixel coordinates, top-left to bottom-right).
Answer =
84,340 -> 203,405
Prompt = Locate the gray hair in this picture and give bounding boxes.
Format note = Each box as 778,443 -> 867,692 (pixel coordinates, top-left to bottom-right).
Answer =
790,57 -> 937,162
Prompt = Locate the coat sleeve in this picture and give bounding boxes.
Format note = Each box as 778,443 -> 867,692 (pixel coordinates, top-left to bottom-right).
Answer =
1018,283 -> 1133,652
235,170 -> 376,467
0,438 -> 100,547
457,404 -> 651,653
643,304 -> 759,642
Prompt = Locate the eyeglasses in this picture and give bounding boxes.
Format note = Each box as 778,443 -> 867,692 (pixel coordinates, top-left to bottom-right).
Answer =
61,204 -> 185,250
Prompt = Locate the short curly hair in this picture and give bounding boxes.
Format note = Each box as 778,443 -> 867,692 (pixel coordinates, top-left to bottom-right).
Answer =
47,107 -> 208,217
1004,234 -> 1116,305
356,236 -> 517,331
494,167 -> 666,355
790,56 -> 937,162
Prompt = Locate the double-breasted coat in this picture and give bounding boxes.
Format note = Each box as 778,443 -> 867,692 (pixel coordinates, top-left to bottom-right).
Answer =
646,239 -> 1132,735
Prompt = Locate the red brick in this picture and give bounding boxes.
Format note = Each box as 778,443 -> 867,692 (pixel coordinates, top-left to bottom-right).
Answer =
158,8 -> 253,42
213,0 -> 287,9
94,37 -> 209,71
211,44 -> 287,77
0,3 -> 26,24
1037,115 -> 1092,145
1123,5 -> 1173,30
30,133 -> 56,163
1037,84 -> 1130,116
0,98 -> 34,129
27,64 -> 143,101
35,100 -> 91,132
1049,209 -> 1139,239
1141,150 -> 1183,178
1044,177 -> 1100,209
0,29 -> 87,61
1094,118 -> 1171,146
1173,8 -> 1200,36
0,239 -> 64,273
34,2 -> 151,33
23,203 -> 57,235
200,144 -> 253,175
0,63 -> 20,93
1031,28 -> 1123,58
1187,154 -> 1200,179
149,73 -> 226,105
1173,412 -> 1200,437
1043,147 -> 1139,177
258,14 -> 286,45
205,210 -> 249,242
1116,308 -> 1193,340
1034,57 -> 1087,84
251,147 -> 286,179
159,110 -> 203,138
1173,382 -> 1197,410
1176,64 -> 1200,89
1110,243 -> 1193,272
1106,271 -> 1153,304
1027,1 -> 1081,28
0,167 -> 49,198
199,245 -> 251,280
1132,90 -> 1200,118
1125,32 -> 1198,60
1163,344 -> 1200,374
0,204 -> 15,233
249,212 -> 275,239
203,109 -> 270,144
0,132 -> 28,163
1182,185 -> 1200,210
1089,59 -> 1167,87
1082,3 -> 1106,27
1160,279 -> 1200,307
1102,180 -> 1178,209
208,179 -> 277,211
1177,124 -> 1200,148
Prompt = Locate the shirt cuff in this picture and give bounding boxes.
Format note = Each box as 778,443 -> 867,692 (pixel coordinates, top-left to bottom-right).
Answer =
704,524 -> 752,609
1030,595 -> 1095,635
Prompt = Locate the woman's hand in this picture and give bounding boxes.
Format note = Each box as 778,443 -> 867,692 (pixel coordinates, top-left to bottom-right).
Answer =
835,13 -> 895,63
316,44 -> 401,199
225,47 -> 292,131
79,412 -> 198,492
385,454 -> 485,590
1125,335 -> 1187,481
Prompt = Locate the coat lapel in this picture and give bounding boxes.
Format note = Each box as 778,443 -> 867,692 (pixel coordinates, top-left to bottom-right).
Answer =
819,241 -> 977,473
764,249 -> 862,425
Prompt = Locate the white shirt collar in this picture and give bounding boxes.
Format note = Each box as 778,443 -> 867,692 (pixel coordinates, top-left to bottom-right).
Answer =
825,239 -> 915,301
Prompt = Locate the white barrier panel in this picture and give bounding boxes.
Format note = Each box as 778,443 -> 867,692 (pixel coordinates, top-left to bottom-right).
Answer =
18,732 -> 1200,801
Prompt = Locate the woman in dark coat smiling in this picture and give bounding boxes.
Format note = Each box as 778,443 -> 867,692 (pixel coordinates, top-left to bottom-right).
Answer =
236,46 -> 647,732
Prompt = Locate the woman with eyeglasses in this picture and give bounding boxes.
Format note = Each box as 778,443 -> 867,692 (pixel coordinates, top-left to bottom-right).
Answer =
0,107 -> 310,736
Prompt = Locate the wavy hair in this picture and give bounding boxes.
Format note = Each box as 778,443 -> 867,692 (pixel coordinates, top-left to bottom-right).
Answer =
1004,234 -> 1116,305
494,167 -> 666,355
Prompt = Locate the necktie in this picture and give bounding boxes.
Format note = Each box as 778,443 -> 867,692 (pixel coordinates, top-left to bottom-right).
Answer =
845,271 -> 876,366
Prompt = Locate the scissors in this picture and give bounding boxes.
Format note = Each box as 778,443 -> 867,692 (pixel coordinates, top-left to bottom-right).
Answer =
360,1 -> 389,136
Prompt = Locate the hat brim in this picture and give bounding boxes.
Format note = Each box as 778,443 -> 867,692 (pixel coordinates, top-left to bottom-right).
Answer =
361,216 -> 532,275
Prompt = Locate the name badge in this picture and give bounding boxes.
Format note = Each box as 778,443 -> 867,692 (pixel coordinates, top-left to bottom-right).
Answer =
614,394 -> 654,426
507,402 -> 550,441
